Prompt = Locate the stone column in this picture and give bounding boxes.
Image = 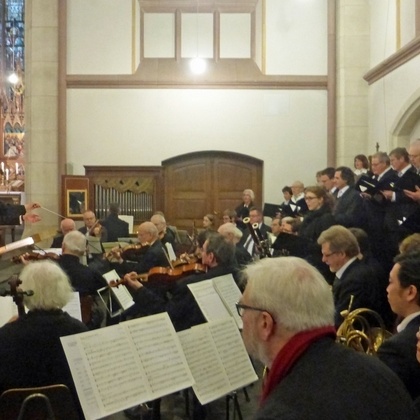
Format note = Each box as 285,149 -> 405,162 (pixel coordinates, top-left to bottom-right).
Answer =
336,0 -> 371,166
24,0 -> 60,241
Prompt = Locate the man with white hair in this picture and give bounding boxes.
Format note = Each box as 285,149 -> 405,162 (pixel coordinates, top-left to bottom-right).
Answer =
239,257 -> 418,419
50,218 -> 76,248
0,261 -> 87,411
218,222 -> 251,269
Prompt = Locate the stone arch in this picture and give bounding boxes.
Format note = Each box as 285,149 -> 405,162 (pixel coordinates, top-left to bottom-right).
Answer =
390,87 -> 420,147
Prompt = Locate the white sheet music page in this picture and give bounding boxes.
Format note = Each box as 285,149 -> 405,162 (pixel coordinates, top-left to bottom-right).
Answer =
187,279 -> 230,322
178,325 -> 231,404
209,317 -> 258,390
212,274 -> 243,329
102,269 -> 134,310
125,313 -> 194,400
61,313 -> 193,420
0,296 -> 18,326
63,291 -> 82,321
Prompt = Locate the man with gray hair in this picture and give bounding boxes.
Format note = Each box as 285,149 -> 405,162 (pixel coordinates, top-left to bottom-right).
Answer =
218,222 -> 251,269
59,231 -> 107,329
0,261 -> 87,410
317,225 -> 383,327
50,218 -> 76,248
239,257 -> 418,419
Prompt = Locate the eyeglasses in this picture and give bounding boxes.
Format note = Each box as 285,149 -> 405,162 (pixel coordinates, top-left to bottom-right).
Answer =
235,303 -> 275,323
322,251 -> 337,258
304,196 -> 318,201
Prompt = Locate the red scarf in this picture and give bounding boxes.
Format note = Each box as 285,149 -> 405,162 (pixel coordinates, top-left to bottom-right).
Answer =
261,325 -> 336,404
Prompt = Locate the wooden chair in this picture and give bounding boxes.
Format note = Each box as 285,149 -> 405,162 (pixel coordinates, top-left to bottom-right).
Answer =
0,384 -> 80,420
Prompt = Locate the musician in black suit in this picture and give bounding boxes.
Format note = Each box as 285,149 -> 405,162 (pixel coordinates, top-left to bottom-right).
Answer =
318,225 -> 382,327
78,210 -> 108,242
377,251 -> 420,400
290,180 -> 308,215
50,218 -> 75,248
240,207 -> 271,258
333,166 -> 365,228
112,221 -> 168,276
100,203 -> 129,242
235,188 -> 255,230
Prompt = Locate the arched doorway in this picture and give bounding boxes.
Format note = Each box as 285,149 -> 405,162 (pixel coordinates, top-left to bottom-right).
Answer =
163,151 -> 263,231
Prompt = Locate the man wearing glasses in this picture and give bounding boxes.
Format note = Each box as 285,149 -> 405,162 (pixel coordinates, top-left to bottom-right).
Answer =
317,225 -> 384,328
238,257 -> 418,419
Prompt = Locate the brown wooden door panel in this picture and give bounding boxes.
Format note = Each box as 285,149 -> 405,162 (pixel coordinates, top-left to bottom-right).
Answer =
163,151 -> 262,231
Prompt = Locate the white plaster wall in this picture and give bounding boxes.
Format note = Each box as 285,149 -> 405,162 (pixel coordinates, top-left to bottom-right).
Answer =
400,0 -> 416,46
181,13 -> 214,58
220,14 -> 251,58
144,14 -> 175,58
369,54 -> 420,151
67,89 -> 327,204
67,0 -> 134,74
264,0 -> 327,75
369,0 -> 397,67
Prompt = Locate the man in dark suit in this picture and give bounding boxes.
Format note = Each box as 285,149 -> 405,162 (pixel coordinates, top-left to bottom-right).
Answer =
317,225 -> 382,328
58,231 -> 107,329
377,250 -> 420,400
361,152 -> 399,272
79,210 -> 108,242
100,203 -> 129,242
333,166 -> 365,228
238,257 -> 418,419
50,218 -> 75,248
0,201 -> 41,225
240,207 -> 271,259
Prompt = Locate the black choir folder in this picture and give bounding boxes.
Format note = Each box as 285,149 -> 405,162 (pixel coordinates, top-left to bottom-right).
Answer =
61,315 -> 257,419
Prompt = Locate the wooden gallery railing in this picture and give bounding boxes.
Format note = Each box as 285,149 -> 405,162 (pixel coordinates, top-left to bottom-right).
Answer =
84,166 -> 164,225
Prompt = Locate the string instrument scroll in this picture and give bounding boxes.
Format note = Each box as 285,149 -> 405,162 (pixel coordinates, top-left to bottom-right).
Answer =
0,275 -> 34,317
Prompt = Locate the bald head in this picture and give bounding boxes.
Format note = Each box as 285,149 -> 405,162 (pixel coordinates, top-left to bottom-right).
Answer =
137,221 -> 159,244
60,218 -> 75,235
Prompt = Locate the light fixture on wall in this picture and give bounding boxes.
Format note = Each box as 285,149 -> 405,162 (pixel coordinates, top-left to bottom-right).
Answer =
190,0 -> 206,75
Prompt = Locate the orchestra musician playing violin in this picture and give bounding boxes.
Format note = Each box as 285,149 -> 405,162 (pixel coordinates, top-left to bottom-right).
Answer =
121,233 -> 239,331
79,210 -> 107,242
111,221 -> 168,277
150,212 -> 177,250
0,261 -> 87,414
58,231 -> 108,329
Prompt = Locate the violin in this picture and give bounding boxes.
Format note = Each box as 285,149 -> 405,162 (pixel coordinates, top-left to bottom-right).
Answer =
88,220 -> 102,237
12,251 -> 60,264
110,263 -> 207,288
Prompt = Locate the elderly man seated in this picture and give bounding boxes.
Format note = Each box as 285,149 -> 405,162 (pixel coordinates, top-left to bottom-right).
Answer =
238,257 -> 419,419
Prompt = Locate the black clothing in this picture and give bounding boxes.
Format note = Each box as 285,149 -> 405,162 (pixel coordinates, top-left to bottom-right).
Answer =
101,214 -> 129,242
0,202 -> 25,225
235,202 -> 253,230
50,234 -> 64,248
334,187 -> 365,228
377,315 -> 420,400
0,310 -> 87,413
256,336 -> 419,419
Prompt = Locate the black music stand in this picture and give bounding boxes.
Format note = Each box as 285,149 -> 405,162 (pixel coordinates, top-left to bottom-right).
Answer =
225,387 -> 250,420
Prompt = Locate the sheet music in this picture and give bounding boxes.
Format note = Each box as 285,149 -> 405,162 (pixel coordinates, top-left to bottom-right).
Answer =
209,318 -> 258,390
212,274 -> 243,329
187,280 -> 230,322
178,326 -> 231,404
61,313 -> 194,420
63,291 -> 82,321
0,296 -> 18,326
165,242 -> 176,262
102,269 -> 134,310
178,318 -> 257,405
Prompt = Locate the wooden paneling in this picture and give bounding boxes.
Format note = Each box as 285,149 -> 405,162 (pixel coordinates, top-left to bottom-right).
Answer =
163,151 -> 263,230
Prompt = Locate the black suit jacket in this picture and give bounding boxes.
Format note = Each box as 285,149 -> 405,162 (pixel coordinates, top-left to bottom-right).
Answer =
333,259 -> 380,328
0,202 -> 25,225
334,187 -> 365,228
377,315 -> 420,400
101,214 -> 129,242
240,223 -> 271,257
50,234 -> 64,248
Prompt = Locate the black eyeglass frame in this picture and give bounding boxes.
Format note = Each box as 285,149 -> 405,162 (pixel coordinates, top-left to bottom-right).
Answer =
235,302 -> 276,323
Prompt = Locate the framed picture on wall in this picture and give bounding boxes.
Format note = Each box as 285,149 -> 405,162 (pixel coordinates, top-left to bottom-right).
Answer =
62,176 -> 90,220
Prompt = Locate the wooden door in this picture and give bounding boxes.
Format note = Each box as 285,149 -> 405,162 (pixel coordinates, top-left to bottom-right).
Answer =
163,151 -> 263,231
